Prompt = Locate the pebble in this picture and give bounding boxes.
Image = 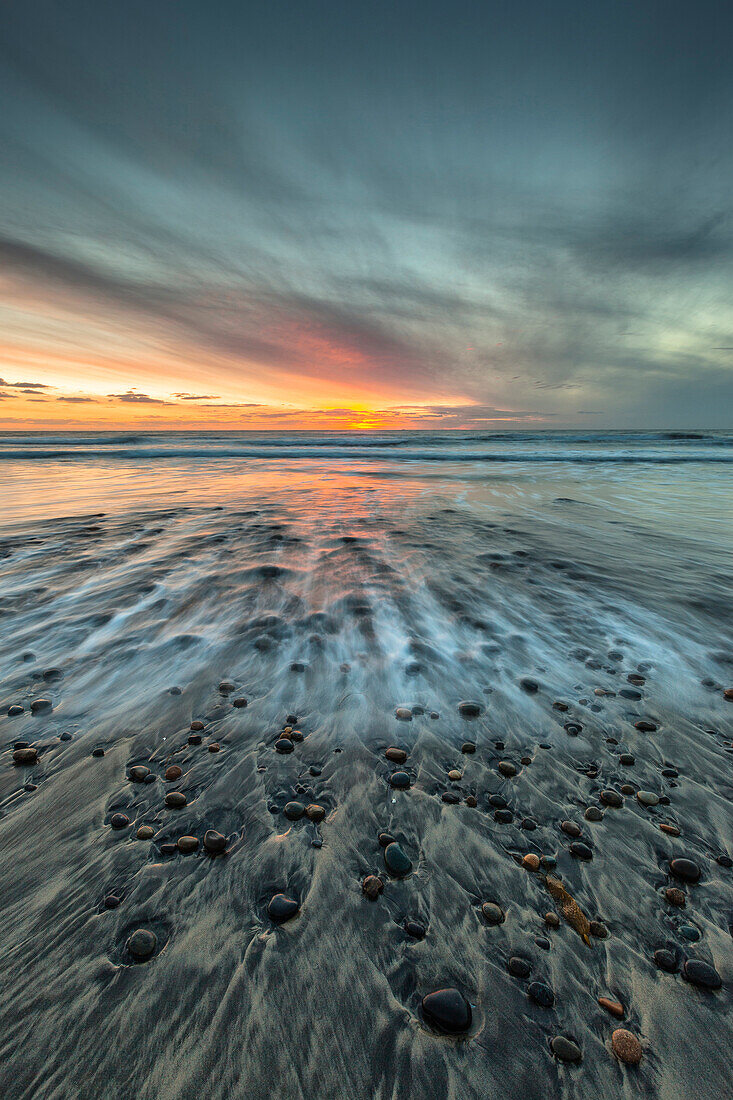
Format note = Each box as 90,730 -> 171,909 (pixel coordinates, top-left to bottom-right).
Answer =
561,820 -> 581,837
284,801 -> 305,820
177,835 -> 199,853
404,920 -> 426,939
654,948 -> 678,971
30,699 -> 52,713
585,807 -> 603,822
442,791 -> 460,804
13,747 -> 37,765
378,832 -> 395,847
274,738 -> 294,753
682,959 -> 722,989
497,761 -> 516,777
598,997 -> 624,1017
203,830 -> 227,854
570,841 -> 593,861
385,747 -> 407,764
188,734 -> 202,745
458,700 -> 482,717
619,753 -> 635,766
600,790 -> 623,807
8,705 -> 24,716
389,771 -> 411,789
620,784 -> 635,796
165,765 -> 182,781
612,1028 -> 643,1064
589,921 -> 608,938
421,988 -> 472,1033
448,769 -> 462,781
670,857 -> 700,883
384,842 -> 412,876
104,894 -> 121,909
544,912 -> 560,928
232,697 -> 248,708
208,743 -> 220,753
190,721 -> 204,731
394,708 -> 412,721
534,936 -> 550,950
305,804 -> 325,822
128,928 -> 157,959
637,791 -> 659,807
461,742 -> 476,754
522,853 -> 540,871
137,825 -> 154,840
219,681 -> 235,693
268,893 -> 300,922
129,765 -> 150,782
165,792 -> 187,808
660,823 -> 680,836
635,720 -> 657,732
110,813 -> 130,829
551,1036 -> 582,1062
665,887 -> 686,907
494,809 -> 513,823
507,956 -> 531,978
362,875 -> 383,899
528,981 -> 554,1007
520,678 -> 539,694
482,902 -> 505,925
92,748 -> 105,758
465,794 -> 477,807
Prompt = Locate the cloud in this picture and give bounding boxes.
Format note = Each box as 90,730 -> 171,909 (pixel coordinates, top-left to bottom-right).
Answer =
56,395 -> 96,403
0,377 -> 51,389
172,392 -> 221,400
108,391 -> 172,405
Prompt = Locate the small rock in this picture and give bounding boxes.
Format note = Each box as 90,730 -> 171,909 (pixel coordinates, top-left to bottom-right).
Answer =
128,765 -> 150,782
612,1028 -> 643,1064
177,835 -> 199,853
274,738 -> 294,753
385,747 -> 407,764
389,771 -> 411,789
585,807 -> 603,822
637,790 -> 659,807
404,920 -> 425,939
92,747 -> 105,758
482,902 -> 505,925
104,894 -> 121,909
305,803 -> 325,822
654,948 -> 678,971
188,733 -> 202,745
165,765 -> 182,781
204,830 -> 227,854
394,707 -> 412,721
589,920 -> 608,938
598,997 -> 624,1017
528,981 -> 554,1007
208,743 -> 220,753
448,769 -> 462,781
545,912 -> 560,928
570,841 -> 593,861
30,699 -> 52,713
362,875 -> 383,900
551,1036 -> 582,1063
268,893 -> 300,922
682,959 -> 722,990
8,705 -> 24,717
660,823 -> 680,836
284,801 -> 305,820
128,928 -> 157,959
458,700 -> 482,717
665,887 -> 686,907
190,720 -> 205,731
110,813 -> 130,829
670,857 -> 700,883
465,795 -> 477,807
600,790 -> 623,807
421,988 -> 472,1033
522,853 -> 540,871
561,820 -> 581,838
384,842 -> 412,876
136,825 -> 154,840
497,761 -> 516,777
461,742 -> 476,754
507,956 -> 531,978
13,747 -> 37,766
165,792 -> 187,808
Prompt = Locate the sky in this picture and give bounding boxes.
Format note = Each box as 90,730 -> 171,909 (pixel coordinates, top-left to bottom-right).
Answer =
1,0 -> 732,430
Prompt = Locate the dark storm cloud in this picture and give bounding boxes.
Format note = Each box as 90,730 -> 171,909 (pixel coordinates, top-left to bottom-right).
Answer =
0,0 -> 732,424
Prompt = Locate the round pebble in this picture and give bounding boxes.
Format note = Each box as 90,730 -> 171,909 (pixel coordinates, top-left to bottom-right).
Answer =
8,705 -> 24,717
110,813 -> 130,829
384,842 -> 412,877
551,1036 -> 582,1063
137,825 -> 154,840
268,893 -> 300,922
305,803 -> 325,822
665,887 -> 686,907
30,698 -> 52,713
165,792 -> 187,808
128,928 -> 157,959
129,765 -> 150,782
190,720 -> 204,731
637,790 -> 659,807
507,956 -> 531,978
522,853 -> 540,871
104,894 -> 121,909
528,981 -> 554,1007
177,835 -> 199,853
208,743 -> 220,753
448,769 -> 462,781
482,902 -> 505,925
204,830 -> 227,853
598,996 -> 624,1017
561,820 -> 581,837
585,807 -> 603,822
275,738 -> 294,753
92,747 -> 105,758
362,875 -> 383,899
497,761 -> 516,777
670,857 -> 700,883
394,708 -> 412,721
682,959 -> 721,989
389,771 -> 410,789
188,733 -> 202,745
421,988 -> 472,1033
570,841 -> 593,861
545,912 -> 560,928
284,801 -> 305,820
461,742 -> 476,754
654,948 -> 678,971
600,790 -> 623,807
385,747 -> 407,764
404,920 -> 426,939
165,765 -> 182,781
612,1029 -> 643,1064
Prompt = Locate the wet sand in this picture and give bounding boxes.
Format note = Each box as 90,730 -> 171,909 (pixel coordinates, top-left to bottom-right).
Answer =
0,445 -> 732,1099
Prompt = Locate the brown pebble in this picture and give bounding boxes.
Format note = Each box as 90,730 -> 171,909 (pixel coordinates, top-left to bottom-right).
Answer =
521,756 -> 532,766
136,825 -> 155,840
208,743 -> 220,753
611,1028 -> 643,1065
465,795 -> 477,808
522,853 -> 540,871
165,791 -> 187,808
660,823 -> 680,836
385,747 -> 407,764
589,920 -> 608,938
448,769 -> 462,781
545,912 -> 560,928
665,887 -> 686,907
362,875 -> 383,900
13,747 -> 38,766
724,687 -> 733,701
305,804 -> 325,822
190,721 -> 204,731
498,761 -> 516,777
598,997 -> 624,1018
177,835 -> 199,853
203,829 -> 227,854
165,765 -> 182,781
